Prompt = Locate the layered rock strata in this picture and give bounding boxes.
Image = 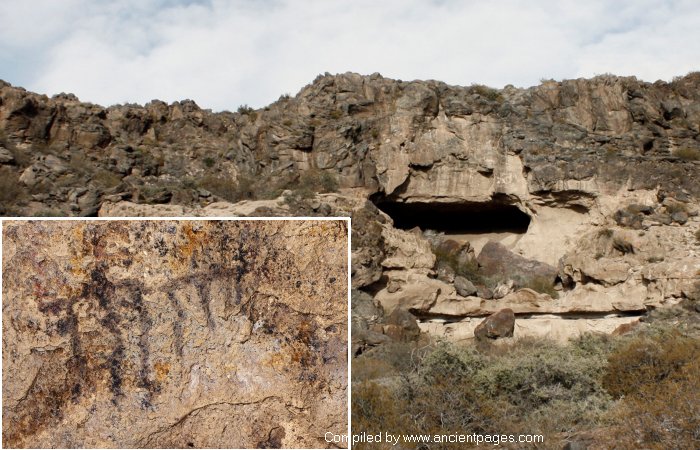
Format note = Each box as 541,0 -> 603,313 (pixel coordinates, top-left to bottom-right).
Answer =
1,72 -> 699,342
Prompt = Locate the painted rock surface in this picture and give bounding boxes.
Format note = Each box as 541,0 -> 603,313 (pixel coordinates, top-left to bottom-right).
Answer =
2,220 -> 348,448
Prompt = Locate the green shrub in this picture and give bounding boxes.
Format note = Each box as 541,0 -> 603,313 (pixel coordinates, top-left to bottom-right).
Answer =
352,335 -> 616,446
237,104 -> 254,114
203,157 -> 215,168
432,244 -> 484,285
237,105 -> 257,121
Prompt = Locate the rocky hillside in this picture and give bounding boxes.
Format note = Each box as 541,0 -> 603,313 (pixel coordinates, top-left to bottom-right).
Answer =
1,73 -> 699,344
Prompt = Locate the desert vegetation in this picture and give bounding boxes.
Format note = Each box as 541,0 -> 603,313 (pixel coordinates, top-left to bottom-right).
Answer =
352,315 -> 700,449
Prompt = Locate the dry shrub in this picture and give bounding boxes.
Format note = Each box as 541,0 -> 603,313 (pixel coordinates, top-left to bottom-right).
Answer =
197,174 -> 254,202
602,332 -> 700,399
352,335 -> 615,447
674,147 -> 700,161
600,335 -> 700,449
351,382 -> 408,450
92,169 -> 122,189
351,357 -> 396,382
293,169 -> 338,198
0,167 -> 25,213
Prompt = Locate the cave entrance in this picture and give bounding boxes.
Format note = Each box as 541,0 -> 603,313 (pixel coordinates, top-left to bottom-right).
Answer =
372,199 -> 531,252
373,201 -> 531,233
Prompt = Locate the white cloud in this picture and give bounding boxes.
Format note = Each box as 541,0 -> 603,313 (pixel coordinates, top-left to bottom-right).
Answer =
1,0 -> 698,111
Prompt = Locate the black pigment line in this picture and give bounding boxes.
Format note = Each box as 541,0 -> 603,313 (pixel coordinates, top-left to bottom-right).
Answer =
167,291 -> 185,358
85,262 -> 126,405
229,228 -> 253,315
196,281 -> 215,330
133,287 -> 156,406
108,345 -> 125,403
66,298 -> 87,403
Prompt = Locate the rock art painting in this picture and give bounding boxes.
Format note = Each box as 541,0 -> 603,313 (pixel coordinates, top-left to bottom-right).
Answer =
2,220 -> 348,449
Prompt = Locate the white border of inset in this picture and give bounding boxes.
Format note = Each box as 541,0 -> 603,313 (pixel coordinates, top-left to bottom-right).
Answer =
0,216 -> 351,450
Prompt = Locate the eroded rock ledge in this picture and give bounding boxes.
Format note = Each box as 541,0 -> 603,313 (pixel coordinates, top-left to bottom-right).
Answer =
2,220 -> 348,448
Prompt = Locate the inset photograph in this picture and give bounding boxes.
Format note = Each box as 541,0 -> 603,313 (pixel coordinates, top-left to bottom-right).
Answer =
2,219 -> 348,449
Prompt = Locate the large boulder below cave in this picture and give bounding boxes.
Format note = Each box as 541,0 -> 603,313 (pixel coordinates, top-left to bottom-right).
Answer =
383,308 -> 421,341
477,241 -> 557,286
474,308 -> 516,340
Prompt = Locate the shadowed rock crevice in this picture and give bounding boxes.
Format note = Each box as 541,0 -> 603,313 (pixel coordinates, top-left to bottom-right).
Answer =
372,199 -> 531,234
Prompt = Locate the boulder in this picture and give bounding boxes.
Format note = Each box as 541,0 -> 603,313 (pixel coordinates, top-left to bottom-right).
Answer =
0,146 -> 14,163
454,276 -> 477,297
477,241 -> 557,288
474,308 -> 515,340
383,308 -> 421,341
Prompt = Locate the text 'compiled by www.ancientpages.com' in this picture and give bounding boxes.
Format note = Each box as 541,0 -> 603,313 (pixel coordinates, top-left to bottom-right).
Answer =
325,431 -> 545,446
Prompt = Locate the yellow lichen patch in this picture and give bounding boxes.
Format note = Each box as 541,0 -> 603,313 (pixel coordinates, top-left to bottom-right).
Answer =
154,361 -> 170,383
170,222 -> 206,270
300,222 -> 344,239
264,351 -> 289,371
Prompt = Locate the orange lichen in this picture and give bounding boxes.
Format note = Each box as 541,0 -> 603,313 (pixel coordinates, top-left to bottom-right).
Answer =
154,361 -> 171,383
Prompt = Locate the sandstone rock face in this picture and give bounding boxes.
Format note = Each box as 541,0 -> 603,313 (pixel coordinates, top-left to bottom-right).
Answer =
2,220 -> 348,448
1,72 -> 700,344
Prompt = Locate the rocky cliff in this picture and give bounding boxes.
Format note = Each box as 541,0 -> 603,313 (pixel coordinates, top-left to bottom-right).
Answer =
1,73 -> 699,343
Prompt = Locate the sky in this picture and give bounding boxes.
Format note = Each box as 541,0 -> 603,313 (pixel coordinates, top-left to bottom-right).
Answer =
1,0 -> 698,112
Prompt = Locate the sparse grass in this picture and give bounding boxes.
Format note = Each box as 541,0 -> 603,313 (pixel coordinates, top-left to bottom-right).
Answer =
0,167 -> 25,207
598,227 -> 614,238
289,169 -> 339,199
522,275 -> 559,299
695,228 -> 700,243
32,208 -> 63,217
471,84 -> 503,102
237,105 -> 258,121
329,109 -> 343,120
91,169 -> 122,189
198,174 -> 255,202
432,244 -> 484,285
665,201 -> 688,215
674,147 -> 700,161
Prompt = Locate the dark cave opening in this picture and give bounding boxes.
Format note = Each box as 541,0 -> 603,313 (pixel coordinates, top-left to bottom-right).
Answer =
373,200 -> 531,234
